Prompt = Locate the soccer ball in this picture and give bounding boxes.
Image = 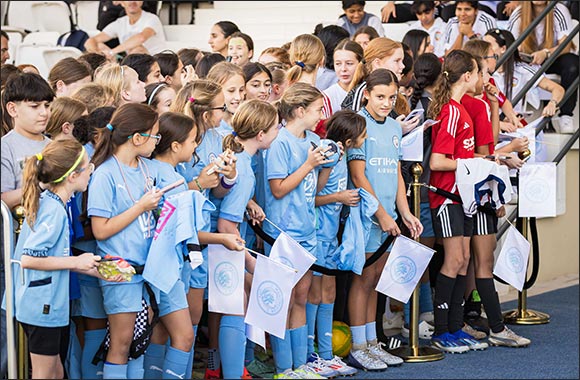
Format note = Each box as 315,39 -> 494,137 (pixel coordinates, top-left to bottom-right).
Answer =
332,321 -> 352,357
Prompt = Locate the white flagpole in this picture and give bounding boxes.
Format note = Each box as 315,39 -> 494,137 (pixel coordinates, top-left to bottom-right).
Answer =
263,217 -> 285,234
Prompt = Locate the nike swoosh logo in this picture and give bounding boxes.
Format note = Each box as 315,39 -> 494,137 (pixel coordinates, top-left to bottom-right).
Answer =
465,164 -> 471,175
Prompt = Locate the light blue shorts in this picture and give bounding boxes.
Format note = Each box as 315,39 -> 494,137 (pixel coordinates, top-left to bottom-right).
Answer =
158,278 -> 189,317
313,240 -> 339,277
419,202 -> 435,238
189,248 -> 208,289
101,280 -> 145,315
79,281 -> 106,319
366,225 -> 394,253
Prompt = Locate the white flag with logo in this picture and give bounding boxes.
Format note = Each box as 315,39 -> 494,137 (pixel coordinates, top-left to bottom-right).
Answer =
208,244 -> 245,315
518,163 -> 557,218
269,232 -> 317,286
375,235 -> 435,304
246,324 -> 266,352
493,225 -> 530,291
245,254 -> 294,339
401,123 -> 424,162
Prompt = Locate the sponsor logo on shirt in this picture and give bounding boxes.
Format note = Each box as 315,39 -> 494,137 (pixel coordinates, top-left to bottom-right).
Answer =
463,136 -> 475,151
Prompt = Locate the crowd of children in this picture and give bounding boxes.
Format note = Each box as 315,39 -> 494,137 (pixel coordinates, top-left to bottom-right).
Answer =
1,0 -> 578,379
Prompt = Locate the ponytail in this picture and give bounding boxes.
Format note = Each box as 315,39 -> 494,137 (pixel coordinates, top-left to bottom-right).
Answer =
223,99 -> 278,153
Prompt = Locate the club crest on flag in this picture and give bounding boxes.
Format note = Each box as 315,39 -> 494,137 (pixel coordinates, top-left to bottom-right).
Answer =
505,247 -> 525,273
214,261 -> 239,296
257,280 -> 284,316
390,256 -> 417,284
493,225 -> 530,291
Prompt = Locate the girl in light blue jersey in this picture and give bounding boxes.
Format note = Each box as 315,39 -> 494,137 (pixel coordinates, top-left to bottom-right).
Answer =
207,62 -> 246,137
15,139 -> 121,379
264,82 -> 331,378
306,110 -> 367,377
217,99 -> 280,379
88,103 -> 164,379
346,68 -> 422,371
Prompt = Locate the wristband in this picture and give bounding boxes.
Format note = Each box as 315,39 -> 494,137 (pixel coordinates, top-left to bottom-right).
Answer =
220,176 -> 235,189
194,178 -> 203,192
222,172 -> 238,186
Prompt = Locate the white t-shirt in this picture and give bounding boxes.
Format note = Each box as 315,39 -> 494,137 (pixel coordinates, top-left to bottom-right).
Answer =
443,11 -> 497,52
409,17 -> 447,57
492,62 -> 545,114
102,11 -> 166,55
507,3 -> 573,48
323,82 -> 348,116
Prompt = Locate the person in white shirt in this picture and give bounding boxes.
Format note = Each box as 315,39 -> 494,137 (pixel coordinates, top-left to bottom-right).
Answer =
85,1 -> 166,59
408,1 -> 447,57
323,39 -> 364,114
443,1 -> 497,55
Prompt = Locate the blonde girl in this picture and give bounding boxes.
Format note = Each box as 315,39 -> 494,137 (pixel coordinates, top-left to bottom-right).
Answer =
45,97 -> 88,140
207,62 -> 246,133
15,139 -> 116,379
263,82 -> 330,378
94,63 -> 147,107
71,83 -> 116,113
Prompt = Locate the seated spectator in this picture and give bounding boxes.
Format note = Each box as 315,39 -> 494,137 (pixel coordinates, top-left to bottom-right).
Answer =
352,25 -> 380,49
1,30 -> 9,64
380,1 -> 416,23
85,1 -> 166,58
443,0 -> 497,55
337,0 -> 385,38
408,0 -> 447,57
508,0 -> 578,133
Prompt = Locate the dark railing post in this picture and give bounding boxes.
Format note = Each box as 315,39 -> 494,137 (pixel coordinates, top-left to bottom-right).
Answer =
493,1 -> 559,73
511,23 -> 580,106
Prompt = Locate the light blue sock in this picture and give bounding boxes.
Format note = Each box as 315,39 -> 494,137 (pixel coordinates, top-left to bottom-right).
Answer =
365,321 -> 377,343
103,362 -> 127,379
66,322 -> 82,380
317,303 -> 334,360
127,355 -> 144,379
144,343 -> 166,379
184,325 -> 197,380
305,302 -> 318,357
219,315 -> 246,379
350,325 -> 366,348
420,283 -> 434,314
162,346 -> 190,379
270,330 -> 293,374
245,340 -> 255,365
289,325 -> 308,368
81,328 -> 106,379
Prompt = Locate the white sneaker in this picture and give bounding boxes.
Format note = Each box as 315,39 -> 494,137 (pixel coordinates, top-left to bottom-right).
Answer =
275,368 -> 303,379
306,353 -> 338,378
382,311 -> 404,332
489,327 -> 531,347
326,356 -> 358,376
401,320 -> 434,339
367,342 -> 404,366
346,349 -> 388,371
558,115 -> 575,134
419,311 -> 434,324
294,364 -> 327,379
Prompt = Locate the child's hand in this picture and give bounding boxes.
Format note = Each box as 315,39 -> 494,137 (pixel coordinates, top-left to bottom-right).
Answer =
336,141 -> 345,160
500,121 -> 518,133
215,150 -> 238,180
220,233 -> 246,251
396,114 -> 421,135
511,136 -> 529,152
75,253 -> 101,271
483,82 -> 499,103
306,145 -> 332,169
198,163 -> 221,189
402,213 -> 423,239
337,189 -> 360,206
246,199 -> 265,224
378,214 -> 401,236
137,188 -> 163,212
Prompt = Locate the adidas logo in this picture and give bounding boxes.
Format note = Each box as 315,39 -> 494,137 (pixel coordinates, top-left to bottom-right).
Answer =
437,302 -> 449,310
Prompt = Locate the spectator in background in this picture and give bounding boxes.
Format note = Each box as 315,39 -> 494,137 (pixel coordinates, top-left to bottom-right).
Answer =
403,29 -> 435,61
380,1 -> 416,23
208,21 -> 241,57
85,0 -> 166,58
314,24 -> 350,91
408,1 -> 447,57
352,25 -> 380,50
1,30 -> 10,64
259,47 -> 291,66
337,0 -> 385,38
443,1 -> 497,55
508,0 -> 578,134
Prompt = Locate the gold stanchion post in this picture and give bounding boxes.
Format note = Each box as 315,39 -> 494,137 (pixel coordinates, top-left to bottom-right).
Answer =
502,217 -> 550,325
389,163 -> 444,362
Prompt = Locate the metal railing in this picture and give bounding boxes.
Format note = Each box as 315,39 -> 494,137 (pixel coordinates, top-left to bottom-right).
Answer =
1,201 -> 17,380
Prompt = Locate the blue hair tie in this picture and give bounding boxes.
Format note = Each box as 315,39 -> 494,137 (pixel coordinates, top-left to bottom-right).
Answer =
232,131 -> 238,137
294,61 -> 305,68
106,123 -> 114,131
